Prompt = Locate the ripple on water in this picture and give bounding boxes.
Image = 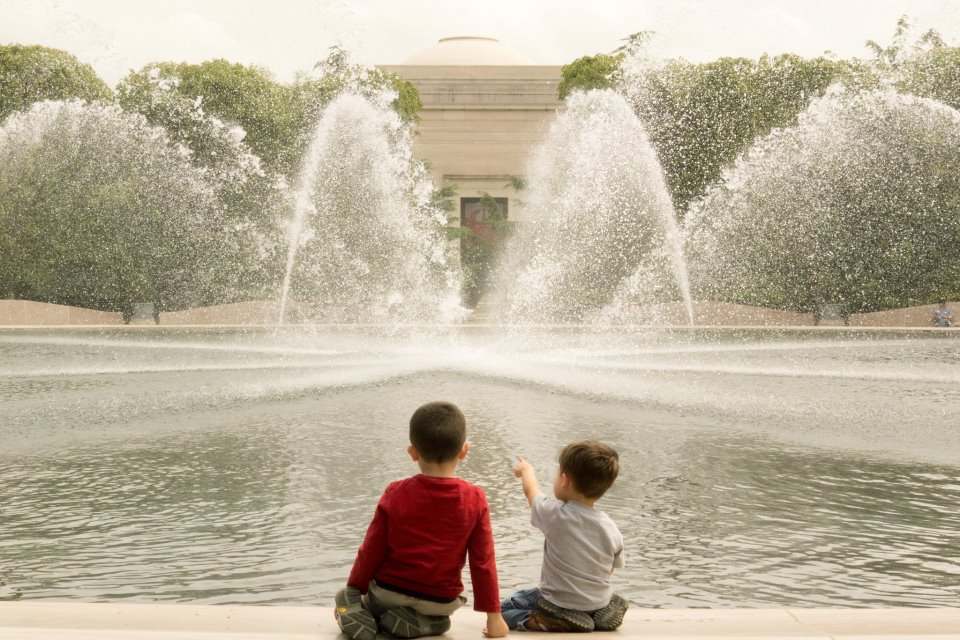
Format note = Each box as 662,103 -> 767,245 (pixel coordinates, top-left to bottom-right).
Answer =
1,330 -> 959,606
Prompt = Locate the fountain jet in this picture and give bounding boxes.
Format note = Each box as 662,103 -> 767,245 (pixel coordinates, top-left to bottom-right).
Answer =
278,93 -> 462,325
494,90 -> 693,325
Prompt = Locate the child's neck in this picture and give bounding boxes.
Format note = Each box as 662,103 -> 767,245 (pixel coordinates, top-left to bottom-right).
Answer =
559,490 -> 598,508
417,459 -> 460,478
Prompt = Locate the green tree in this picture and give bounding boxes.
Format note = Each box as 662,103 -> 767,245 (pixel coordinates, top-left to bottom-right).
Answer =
287,47 -> 422,171
685,87 -> 960,313
0,101 -> 245,312
117,61 -> 295,176
560,38 -> 872,215
558,53 -> 622,100
864,17 -> 960,109
899,46 -> 960,110
117,49 -> 421,183
0,44 -> 112,122
633,54 -> 866,214
116,62 -> 285,298
557,32 -> 654,99
311,46 -> 422,125
869,17 -> 960,111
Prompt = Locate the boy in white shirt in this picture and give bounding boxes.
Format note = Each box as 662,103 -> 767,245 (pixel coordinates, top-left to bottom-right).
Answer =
503,441 -> 628,632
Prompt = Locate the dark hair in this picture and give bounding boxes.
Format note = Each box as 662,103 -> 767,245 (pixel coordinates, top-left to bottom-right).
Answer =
409,401 -> 466,463
559,440 -> 620,499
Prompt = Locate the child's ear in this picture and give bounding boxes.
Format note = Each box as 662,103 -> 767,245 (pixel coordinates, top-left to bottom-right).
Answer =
558,472 -> 572,489
408,445 -> 421,461
458,442 -> 470,460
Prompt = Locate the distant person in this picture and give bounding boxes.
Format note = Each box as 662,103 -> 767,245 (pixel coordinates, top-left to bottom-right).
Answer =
334,401 -> 509,640
933,299 -> 954,327
808,279 -> 823,326
502,441 -> 628,632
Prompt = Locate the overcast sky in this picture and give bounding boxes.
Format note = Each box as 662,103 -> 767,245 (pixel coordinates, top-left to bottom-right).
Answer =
2,0 -> 959,86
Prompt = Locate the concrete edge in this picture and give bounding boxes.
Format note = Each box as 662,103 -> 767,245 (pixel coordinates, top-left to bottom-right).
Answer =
0,324 -> 957,331
1,603 -> 959,639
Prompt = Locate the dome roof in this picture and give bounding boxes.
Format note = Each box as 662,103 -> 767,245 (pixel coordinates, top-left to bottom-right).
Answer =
402,36 -> 535,65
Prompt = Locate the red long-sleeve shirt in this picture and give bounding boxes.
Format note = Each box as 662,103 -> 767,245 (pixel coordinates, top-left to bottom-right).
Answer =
347,474 -> 501,612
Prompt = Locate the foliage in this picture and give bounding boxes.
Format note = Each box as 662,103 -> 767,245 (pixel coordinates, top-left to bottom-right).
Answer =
0,44 -> 112,123
685,88 -> 960,314
633,54 -> 872,215
898,46 -> 960,110
865,15 -> 945,70
117,49 -> 422,182
558,53 -> 622,100
871,17 -> 960,112
117,61 -> 285,179
0,101 -> 249,312
311,46 -> 422,125
560,47 -> 872,215
116,62 -> 284,298
287,47 -> 422,167
118,60 -> 298,179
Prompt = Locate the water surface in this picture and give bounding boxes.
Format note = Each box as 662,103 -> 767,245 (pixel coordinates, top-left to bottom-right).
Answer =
1,327 -> 958,607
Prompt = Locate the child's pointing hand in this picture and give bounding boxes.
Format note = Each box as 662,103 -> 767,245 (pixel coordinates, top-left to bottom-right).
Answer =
514,456 -> 533,477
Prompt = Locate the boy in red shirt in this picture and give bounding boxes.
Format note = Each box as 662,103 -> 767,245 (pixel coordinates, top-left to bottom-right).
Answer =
335,401 -> 509,639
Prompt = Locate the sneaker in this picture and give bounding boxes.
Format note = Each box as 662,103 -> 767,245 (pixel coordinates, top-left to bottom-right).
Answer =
379,606 -> 451,638
591,594 -> 628,631
335,587 -> 378,640
525,598 -> 594,632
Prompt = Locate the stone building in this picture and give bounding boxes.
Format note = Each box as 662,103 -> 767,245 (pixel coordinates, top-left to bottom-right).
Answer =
380,36 -> 563,243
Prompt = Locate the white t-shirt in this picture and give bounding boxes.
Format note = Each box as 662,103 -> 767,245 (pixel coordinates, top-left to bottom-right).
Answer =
531,494 -> 624,611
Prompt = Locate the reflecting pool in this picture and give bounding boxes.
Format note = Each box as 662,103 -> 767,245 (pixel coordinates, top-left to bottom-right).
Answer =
1,327 -> 958,607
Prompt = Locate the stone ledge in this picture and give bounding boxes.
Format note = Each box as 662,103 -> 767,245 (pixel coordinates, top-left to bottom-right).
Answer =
1,603 -> 959,639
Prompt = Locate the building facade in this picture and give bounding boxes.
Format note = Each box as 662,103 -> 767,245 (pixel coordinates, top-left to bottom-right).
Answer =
381,36 -> 563,239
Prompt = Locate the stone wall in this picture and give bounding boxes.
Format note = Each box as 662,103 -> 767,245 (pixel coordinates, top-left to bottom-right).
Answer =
2,298 -> 956,328
848,302 -> 956,328
0,300 -> 123,325
622,301 -> 817,327
161,301 -> 284,325
621,300 -> 957,327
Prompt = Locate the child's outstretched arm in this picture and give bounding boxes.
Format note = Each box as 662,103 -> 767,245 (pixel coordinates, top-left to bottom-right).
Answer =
514,457 -> 540,505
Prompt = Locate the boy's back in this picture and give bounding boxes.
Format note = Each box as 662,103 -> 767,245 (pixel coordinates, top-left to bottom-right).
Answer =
335,401 -> 508,640
348,474 -> 498,609
532,493 -> 624,611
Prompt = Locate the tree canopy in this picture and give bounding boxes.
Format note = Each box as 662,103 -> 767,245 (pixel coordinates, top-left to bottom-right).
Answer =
117,60 -> 300,179
116,49 -> 422,182
0,45 -> 113,122
558,53 -> 622,99
0,101 -> 235,311
685,87 -> 960,314
560,48 -> 869,214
